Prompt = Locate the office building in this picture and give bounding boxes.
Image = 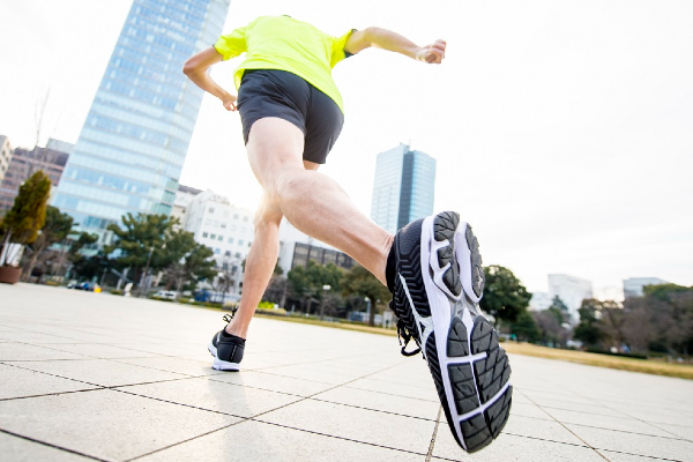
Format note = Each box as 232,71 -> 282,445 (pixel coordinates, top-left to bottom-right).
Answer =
183,189 -> 253,267
0,140 -> 72,212
53,0 -> 231,244
623,277 -> 668,299
529,292 -> 552,311
171,184 -> 202,229
548,274 -> 593,322
276,220 -> 355,276
370,143 -> 436,234
0,135 -> 12,184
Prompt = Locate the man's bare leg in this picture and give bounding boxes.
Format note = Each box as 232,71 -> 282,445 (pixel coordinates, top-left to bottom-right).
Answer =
225,117 -> 393,338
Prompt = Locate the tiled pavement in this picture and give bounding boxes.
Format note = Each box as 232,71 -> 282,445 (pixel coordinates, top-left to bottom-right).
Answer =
1,283 -> 692,462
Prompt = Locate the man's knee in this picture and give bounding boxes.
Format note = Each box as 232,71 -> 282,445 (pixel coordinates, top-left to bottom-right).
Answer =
254,200 -> 282,232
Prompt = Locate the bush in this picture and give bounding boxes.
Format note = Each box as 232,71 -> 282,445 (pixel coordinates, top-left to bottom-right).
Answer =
586,348 -> 648,360
256,307 -> 287,316
149,296 -> 174,303
110,289 -> 123,296
45,281 -> 59,286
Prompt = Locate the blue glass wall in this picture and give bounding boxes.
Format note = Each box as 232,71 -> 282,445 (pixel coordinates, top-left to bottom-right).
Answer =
371,144 -> 436,234
54,0 -> 230,243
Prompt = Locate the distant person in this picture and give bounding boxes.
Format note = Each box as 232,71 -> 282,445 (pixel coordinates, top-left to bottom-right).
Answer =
183,15 -> 511,453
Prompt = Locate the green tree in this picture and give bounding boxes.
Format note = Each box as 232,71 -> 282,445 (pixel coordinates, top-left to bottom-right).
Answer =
107,213 -> 175,289
573,299 -> 605,347
342,265 -> 391,326
510,311 -> 541,343
287,260 -> 345,313
165,241 -> 216,294
0,171 -> 51,266
22,205 -> 73,281
480,265 -> 531,325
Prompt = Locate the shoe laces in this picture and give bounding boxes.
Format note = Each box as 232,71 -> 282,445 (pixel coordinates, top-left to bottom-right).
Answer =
222,305 -> 238,324
393,301 -> 422,358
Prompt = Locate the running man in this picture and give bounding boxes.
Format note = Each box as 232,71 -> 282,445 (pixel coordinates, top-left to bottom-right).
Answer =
183,15 -> 511,453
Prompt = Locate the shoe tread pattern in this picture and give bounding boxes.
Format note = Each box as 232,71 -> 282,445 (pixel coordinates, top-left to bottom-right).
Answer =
465,226 -> 485,298
446,318 -> 469,357
434,212 -> 462,297
439,315 -> 512,453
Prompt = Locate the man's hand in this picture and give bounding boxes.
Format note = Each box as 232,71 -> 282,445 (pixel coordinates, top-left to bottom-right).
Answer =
415,40 -> 446,64
221,92 -> 238,111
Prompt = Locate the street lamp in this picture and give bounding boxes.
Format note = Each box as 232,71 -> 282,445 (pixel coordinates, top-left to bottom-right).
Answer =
319,284 -> 331,320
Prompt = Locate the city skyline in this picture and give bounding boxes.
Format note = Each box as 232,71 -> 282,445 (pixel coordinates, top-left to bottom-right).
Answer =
1,0 -> 691,293
51,0 -> 230,244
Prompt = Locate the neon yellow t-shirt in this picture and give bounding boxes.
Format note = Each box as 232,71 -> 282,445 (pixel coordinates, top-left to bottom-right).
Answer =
214,16 -> 354,112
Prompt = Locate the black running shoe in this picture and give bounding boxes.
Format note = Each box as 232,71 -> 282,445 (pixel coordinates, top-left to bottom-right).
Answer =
390,211 -> 512,453
208,314 -> 245,371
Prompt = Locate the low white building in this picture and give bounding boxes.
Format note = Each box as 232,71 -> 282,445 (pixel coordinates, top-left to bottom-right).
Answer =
548,274 -> 593,322
623,277 -> 668,299
175,188 -> 255,293
171,185 -> 202,230
529,292 -> 552,311
0,135 -> 13,184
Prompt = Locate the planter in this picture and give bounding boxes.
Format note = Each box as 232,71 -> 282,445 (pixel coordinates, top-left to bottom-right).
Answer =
0,266 -> 22,284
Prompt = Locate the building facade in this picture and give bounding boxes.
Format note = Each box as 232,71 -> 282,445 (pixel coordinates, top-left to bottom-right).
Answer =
0,135 -> 12,185
171,184 -> 202,229
276,220 -> 355,276
0,141 -> 72,213
183,189 -> 254,268
370,143 -> 436,234
529,292 -> 552,311
53,0 -> 230,244
548,274 -> 593,322
623,277 -> 668,299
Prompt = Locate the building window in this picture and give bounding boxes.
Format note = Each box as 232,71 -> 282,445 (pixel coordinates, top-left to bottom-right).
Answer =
238,240 -> 244,246
218,235 -> 223,241
214,248 -> 220,254
228,237 -> 234,244
235,252 -> 241,259
209,207 -> 214,214
243,216 -> 248,222
233,214 -> 239,219
225,250 -> 231,257
210,234 -> 216,239
202,232 -> 208,238
248,242 -> 252,247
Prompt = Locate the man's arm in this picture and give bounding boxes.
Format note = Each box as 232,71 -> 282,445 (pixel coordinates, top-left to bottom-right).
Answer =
183,47 -> 238,111
344,27 -> 446,64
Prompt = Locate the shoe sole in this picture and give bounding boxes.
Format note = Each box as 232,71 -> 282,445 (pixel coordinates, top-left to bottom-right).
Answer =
420,211 -> 512,453
208,341 -> 241,372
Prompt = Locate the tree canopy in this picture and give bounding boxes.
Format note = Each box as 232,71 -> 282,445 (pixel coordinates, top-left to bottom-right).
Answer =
480,265 -> 531,325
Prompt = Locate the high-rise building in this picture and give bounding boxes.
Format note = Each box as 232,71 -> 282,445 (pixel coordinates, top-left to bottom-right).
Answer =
0,135 -> 13,184
0,141 -> 71,213
548,274 -> 593,322
370,143 -> 436,234
623,277 -> 668,299
53,0 -> 230,244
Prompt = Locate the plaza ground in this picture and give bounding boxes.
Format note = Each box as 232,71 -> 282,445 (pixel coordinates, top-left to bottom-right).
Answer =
1,283 -> 692,461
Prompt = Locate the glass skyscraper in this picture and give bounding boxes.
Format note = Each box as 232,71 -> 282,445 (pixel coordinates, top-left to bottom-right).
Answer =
53,0 -> 230,244
370,143 -> 436,234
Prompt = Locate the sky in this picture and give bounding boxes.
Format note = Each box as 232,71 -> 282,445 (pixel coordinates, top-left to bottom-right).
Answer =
0,0 -> 691,296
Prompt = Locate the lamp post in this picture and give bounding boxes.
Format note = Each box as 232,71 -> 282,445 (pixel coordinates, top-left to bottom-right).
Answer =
319,284 -> 331,320
138,245 -> 154,297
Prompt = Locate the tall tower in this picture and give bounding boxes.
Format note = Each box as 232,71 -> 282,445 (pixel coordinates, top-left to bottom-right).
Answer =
370,143 -> 436,234
53,0 -> 230,244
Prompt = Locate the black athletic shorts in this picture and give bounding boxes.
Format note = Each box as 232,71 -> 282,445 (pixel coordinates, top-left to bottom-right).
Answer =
237,69 -> 344,164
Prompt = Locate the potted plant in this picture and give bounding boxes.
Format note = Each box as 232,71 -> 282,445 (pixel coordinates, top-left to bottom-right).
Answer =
0,170 -> 51,284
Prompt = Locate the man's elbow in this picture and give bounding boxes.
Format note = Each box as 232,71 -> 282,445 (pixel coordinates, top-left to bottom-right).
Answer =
182,59 -> 195,76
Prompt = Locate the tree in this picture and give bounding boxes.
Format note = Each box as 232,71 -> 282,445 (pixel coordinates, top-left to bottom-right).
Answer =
480,265 -> 531,325
342,265 -> 391,326
107,213 -> 175,289
165,241 -> 216,294
573,299 -> 605,347
22,205 -> 73,281
287,260 -> 345,314
510,311 -> 541,343
532,310 -> 570,347
0,171 -> 52,266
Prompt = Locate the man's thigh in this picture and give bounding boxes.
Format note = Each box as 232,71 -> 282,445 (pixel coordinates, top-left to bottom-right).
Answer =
245,117 -> 306,189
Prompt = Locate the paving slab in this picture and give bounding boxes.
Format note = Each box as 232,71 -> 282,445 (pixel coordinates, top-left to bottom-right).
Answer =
0,388 -> 239,461
119,377 -> 303,417
0,431 -> 95,462
8,358 -> 187,387
1,283 -> 692,462
258,398 -> 436,454
0,364 -> 99,400
136,420 -> 424,462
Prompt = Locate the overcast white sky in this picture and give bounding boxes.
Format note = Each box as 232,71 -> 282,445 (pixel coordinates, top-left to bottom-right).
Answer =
1,0 -> 691,296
